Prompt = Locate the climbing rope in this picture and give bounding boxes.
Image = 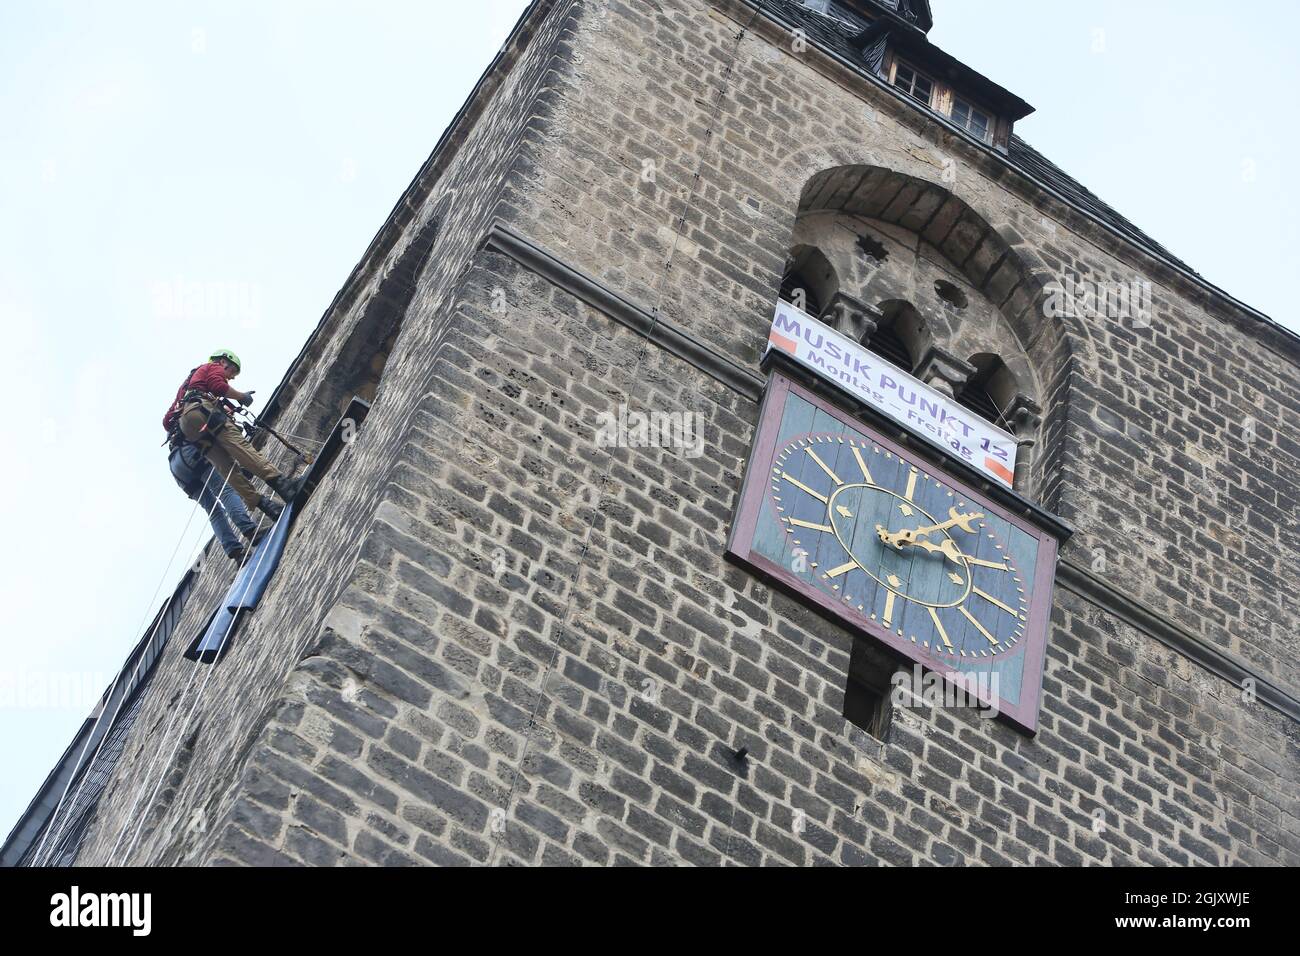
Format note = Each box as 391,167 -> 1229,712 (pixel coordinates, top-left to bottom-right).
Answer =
107,483 -> 280,867
31,465 -> 234,866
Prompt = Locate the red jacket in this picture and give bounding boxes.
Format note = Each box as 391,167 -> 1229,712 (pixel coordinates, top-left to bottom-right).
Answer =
162,362 -> 233,433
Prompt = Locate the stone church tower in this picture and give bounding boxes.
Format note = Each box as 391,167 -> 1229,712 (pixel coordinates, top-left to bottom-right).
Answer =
9,0 -> 1298,867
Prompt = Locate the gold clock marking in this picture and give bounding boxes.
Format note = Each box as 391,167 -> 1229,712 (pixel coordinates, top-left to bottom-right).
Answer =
826,561 -> 858,579
788,518 -> 834,534
851,446 -> 874,484
878,507 -> 984,549
781,472 -> 828,504
772,438 -> 1035,649
805,449 -> 842,486
959,606 -> 1001,648
973,588 -> 1017,616
928,607 -> 955,650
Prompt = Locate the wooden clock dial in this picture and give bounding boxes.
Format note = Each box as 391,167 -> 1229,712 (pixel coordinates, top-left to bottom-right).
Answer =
728,373 -> 1060,734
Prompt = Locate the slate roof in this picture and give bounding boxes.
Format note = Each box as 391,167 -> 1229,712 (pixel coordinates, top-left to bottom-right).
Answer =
1005,137 -> 1194,274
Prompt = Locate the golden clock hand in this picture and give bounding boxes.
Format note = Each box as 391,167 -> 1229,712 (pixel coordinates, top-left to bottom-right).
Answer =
879,507 -> 984,549
909,538 -> 965,564
906,538 -> 1010,572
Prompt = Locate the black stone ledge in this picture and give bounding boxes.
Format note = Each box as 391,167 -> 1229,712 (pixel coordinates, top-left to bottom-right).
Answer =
1056,560 -> 1300,725
473,219 -> 1298,725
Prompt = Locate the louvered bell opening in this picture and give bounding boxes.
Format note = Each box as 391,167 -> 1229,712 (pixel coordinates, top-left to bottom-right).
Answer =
866,326 -> 912,371
780,272 -> 822,318
957,383 -> 1003,425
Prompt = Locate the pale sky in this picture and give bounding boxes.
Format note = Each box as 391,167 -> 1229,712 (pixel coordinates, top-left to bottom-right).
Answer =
1,0 -> 1295,844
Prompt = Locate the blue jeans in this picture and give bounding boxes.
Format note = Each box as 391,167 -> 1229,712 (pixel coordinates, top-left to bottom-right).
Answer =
170,445 -> 258,556
198,471 -> 259,555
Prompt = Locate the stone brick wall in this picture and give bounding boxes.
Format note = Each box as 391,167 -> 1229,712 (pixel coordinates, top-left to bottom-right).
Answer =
494,0 -> 1300,691
64,0 -> 1298,867
200,248 -> 1296,865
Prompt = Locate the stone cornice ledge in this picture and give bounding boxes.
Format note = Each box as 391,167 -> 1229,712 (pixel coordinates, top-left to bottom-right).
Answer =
1056,560 -> 1299,724
476,219 -> 1299,726
479,220 -> 766,400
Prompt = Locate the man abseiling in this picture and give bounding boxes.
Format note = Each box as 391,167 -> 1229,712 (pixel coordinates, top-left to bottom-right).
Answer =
163,349 -> 305,518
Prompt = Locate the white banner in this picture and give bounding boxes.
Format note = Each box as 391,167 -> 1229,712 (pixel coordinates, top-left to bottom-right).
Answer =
766,299 -> 1018,487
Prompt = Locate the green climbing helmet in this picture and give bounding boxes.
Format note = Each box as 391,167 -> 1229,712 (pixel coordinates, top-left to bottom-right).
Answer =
210,348 -> 241,371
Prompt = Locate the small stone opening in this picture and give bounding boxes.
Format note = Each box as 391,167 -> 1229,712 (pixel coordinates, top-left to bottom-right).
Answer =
956,354 -> 1018,428
934,279 -> 969,310
856,232 -> 889,263
869,300 -> 928,372
843,638 -> 897,742
302,213 -> 442,440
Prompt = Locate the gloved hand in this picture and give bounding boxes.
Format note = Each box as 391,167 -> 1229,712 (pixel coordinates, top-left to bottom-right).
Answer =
241,390 -> 255,407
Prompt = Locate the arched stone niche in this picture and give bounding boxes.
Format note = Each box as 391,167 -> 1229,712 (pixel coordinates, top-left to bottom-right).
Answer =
781,165 -> 1074,501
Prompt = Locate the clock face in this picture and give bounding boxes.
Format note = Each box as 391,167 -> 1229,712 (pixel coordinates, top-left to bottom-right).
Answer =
772,435 -> 1029,660
727,373 -> 1059,734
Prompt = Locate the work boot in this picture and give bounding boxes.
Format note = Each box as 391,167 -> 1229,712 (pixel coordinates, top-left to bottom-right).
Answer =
258,495 -> 283,521
242,523 -> 271,548
269,473 -> 307,504
226,546 -> 247,564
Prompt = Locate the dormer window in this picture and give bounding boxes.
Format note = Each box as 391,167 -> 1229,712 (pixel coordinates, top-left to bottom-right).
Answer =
885,53 -> 1011,149
952,97 -> 993,144
893,62 -> 934,107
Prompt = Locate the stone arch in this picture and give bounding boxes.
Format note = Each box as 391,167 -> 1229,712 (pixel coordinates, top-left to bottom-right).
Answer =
788,164 -> 1077,505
